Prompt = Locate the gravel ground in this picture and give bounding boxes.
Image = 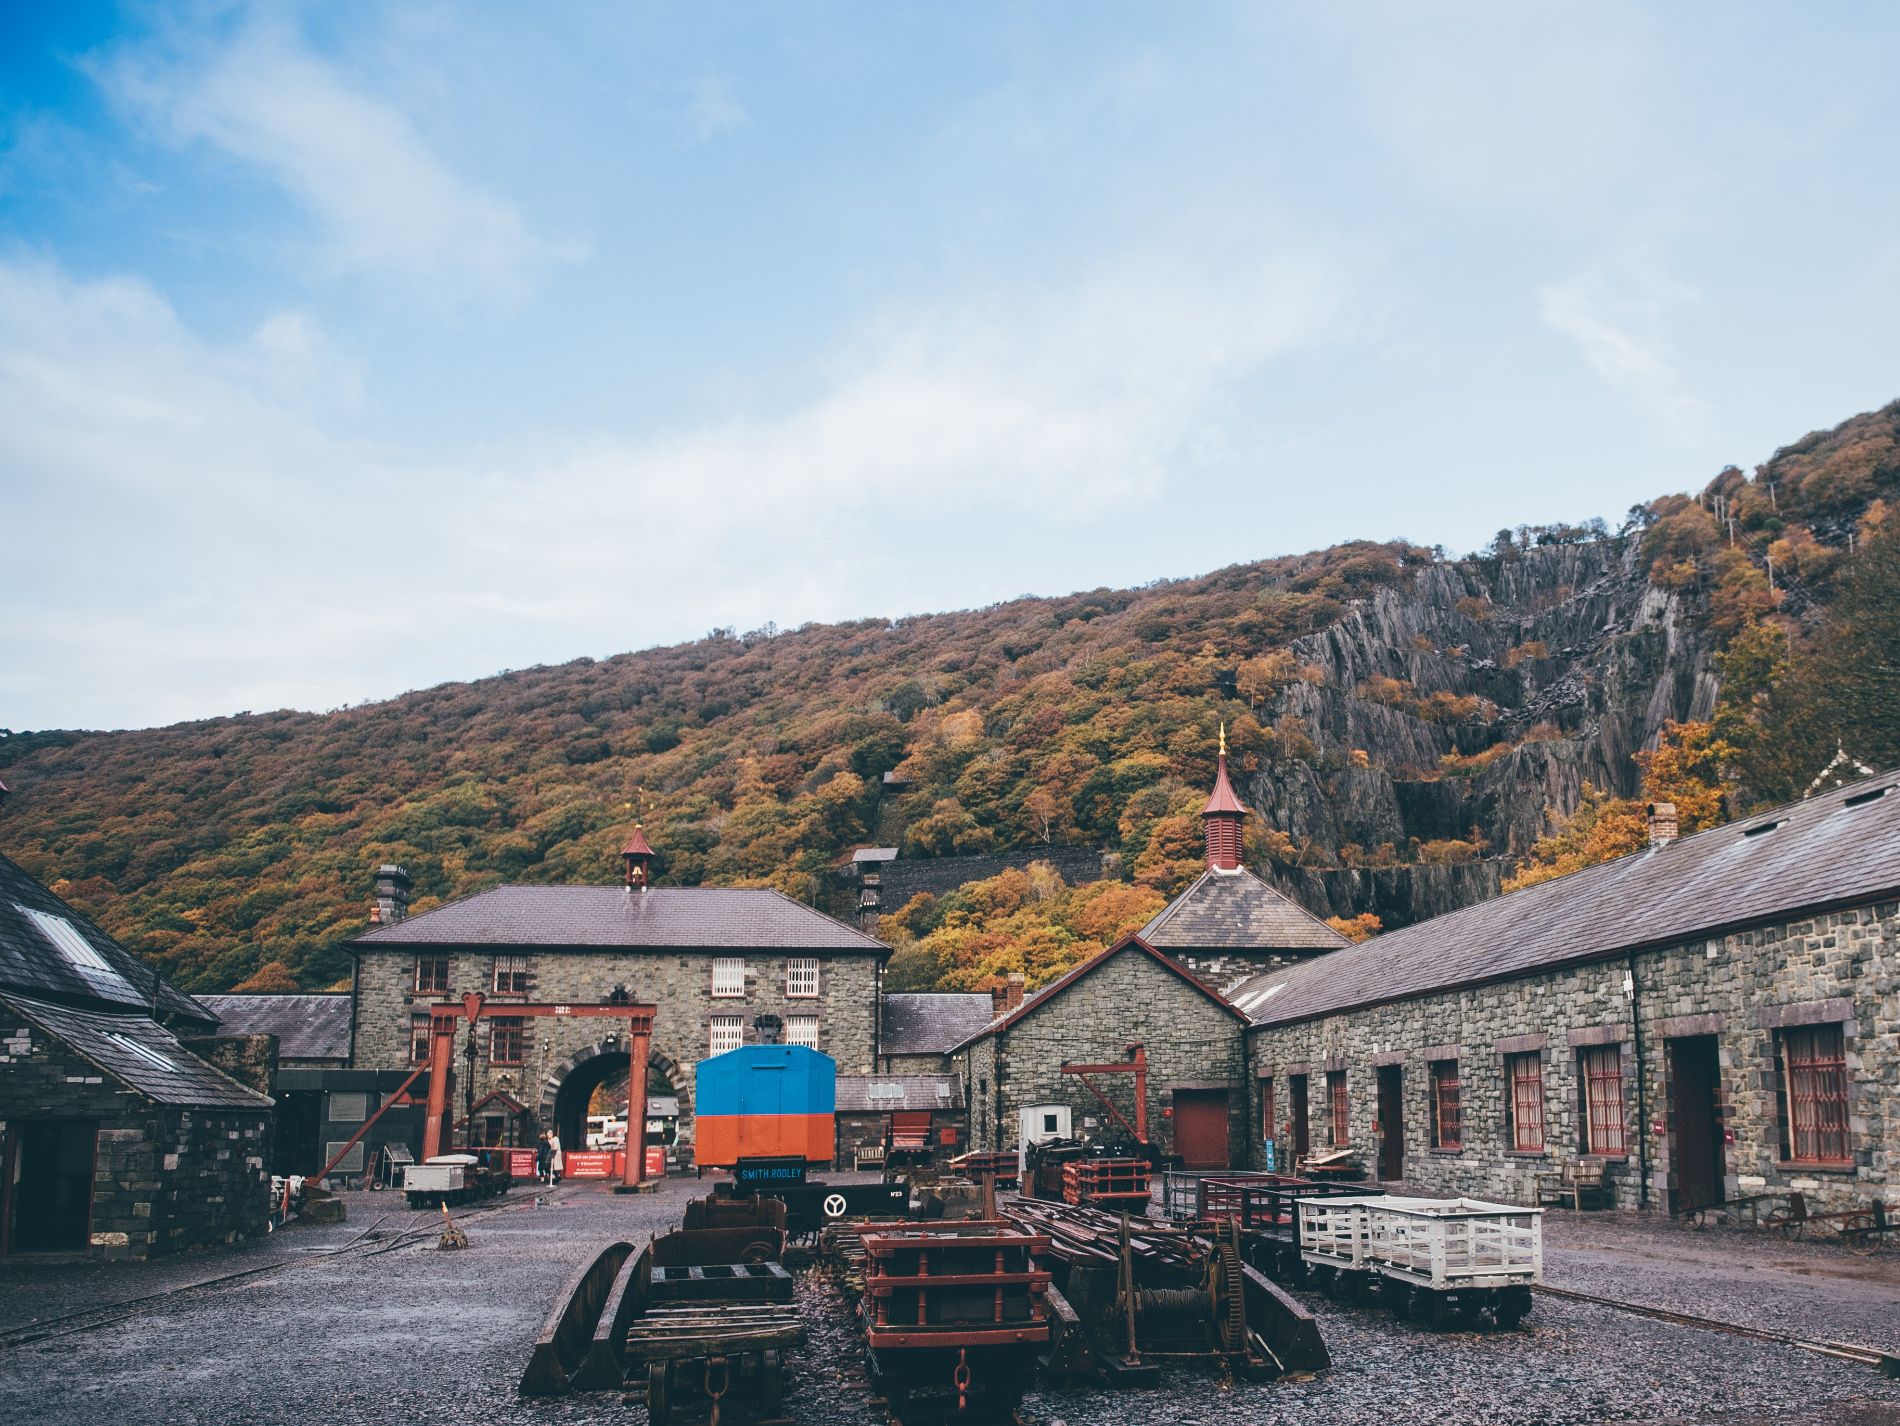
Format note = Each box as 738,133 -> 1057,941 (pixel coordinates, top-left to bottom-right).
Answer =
0,1182 -> 1894,1426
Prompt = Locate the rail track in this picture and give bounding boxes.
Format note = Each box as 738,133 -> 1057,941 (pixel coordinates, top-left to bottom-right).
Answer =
0,1191 -> 559,1352
1534,1283 -> 1900,1376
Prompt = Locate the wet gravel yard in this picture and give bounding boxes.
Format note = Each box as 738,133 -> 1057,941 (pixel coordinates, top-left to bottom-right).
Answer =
0,1181 -> 1894,1426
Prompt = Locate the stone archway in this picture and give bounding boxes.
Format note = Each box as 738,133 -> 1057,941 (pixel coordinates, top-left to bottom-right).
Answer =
542,1042 -> 690,1150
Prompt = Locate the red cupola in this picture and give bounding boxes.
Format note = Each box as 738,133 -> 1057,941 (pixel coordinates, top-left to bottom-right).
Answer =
621,824 -> 656,890
1201,724 -> 1248,871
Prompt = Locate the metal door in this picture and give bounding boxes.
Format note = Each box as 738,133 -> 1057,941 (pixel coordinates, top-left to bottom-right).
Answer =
1172,1089 -> 1230,1169
1668,1036 -> 1724,1213
1376,1065 -> 1405,1181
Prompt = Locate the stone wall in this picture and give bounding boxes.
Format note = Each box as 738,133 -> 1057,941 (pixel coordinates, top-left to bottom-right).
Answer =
0,1012 -> 272,1259
178,1033 -> 278,1097
955,948 -> 1248,1165
1247,901 -> 1898,1214
352,947 -> 881,1146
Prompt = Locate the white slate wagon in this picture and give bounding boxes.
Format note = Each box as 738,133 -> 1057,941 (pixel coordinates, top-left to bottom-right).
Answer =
1298,1194 -> 1542,1327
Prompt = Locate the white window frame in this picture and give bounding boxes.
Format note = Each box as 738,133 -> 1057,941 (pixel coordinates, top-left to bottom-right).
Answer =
786,1014 -> 820,1048
709,1015 -> 745,1054
711,957 -> 747,998
492,954 -> 529,995
785,957 -> 820,999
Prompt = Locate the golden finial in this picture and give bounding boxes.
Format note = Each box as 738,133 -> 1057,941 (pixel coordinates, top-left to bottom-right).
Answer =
1218,721 -> 1227,757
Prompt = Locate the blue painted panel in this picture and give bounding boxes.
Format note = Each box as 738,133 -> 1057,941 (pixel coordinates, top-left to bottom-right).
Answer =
695,1044 -> 836,1119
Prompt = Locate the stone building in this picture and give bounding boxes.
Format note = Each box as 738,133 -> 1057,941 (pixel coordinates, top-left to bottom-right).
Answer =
1236,775 -> 1900,1215
876,992 -> 993,1073
949,934 -> 1251,1168
348,837 -> 888,1155
1138,734 -> 1351,982
199,993 -> 356,1175
0,853 -> 274,1258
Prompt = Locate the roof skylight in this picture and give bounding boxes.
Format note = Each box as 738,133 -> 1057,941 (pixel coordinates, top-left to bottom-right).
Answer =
104,1032 -> 179,1072
15,904 -> 137,997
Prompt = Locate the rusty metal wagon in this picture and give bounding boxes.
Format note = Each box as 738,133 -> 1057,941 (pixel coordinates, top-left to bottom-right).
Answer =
1761,1193 -> 1895,1254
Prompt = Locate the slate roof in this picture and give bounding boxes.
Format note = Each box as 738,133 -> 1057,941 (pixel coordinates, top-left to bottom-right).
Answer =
1232,772 -> 1900,1029
2,992 -> 273,1109
853,848 -> 900,865
949,934 -> 1248,1052
352,885 -> 888,953
881,993 -> 995,1057
0,853 -> 215,1028
836,1074 -> 964,1113
1140,867 -> 1351,954
200,993 -> 352,1062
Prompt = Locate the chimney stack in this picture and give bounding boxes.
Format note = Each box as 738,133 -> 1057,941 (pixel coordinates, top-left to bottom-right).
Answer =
372,864 -> 411,926
1646,802 -> 1679,847
1201,723 -> 1249,871
989,972 -> 1027,1018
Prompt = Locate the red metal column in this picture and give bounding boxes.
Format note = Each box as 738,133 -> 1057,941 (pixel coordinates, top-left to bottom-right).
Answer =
622,1017 -> 652,1189
422,1013 -> 457,1160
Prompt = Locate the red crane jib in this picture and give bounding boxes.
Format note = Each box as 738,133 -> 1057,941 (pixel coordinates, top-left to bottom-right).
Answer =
1059,1044 -> 1148,1145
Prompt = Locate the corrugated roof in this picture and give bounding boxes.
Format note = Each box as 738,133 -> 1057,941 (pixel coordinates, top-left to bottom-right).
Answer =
949,934 -> 1248,1051
1234,773 -> 1900,1028
1140,867 -> 1351,953
836,1074 -> 964,1113
0,854 -> 215,1027
200,993 -> 352,1061
881,993 -> 994,1057
2,993 -> 273,1109
352,885 -> 888,953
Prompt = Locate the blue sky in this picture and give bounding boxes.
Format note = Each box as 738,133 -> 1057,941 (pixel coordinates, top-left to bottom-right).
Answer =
3,2 -> 1897,731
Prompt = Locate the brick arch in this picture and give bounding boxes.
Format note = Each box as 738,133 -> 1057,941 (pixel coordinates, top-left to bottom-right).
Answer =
539,1041 -> 692,1145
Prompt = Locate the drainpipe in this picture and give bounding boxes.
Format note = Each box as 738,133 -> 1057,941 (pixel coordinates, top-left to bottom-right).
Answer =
1627,948 -> 1651,1211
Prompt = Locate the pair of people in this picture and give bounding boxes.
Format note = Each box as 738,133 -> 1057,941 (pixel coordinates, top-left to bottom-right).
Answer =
536,1129 -> 564,1185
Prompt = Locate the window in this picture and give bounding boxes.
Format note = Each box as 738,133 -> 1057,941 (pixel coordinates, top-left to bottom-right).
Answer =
1260,1077 -> 1276,1141
328,1091 -> 368,1123
1428,1060 -> 1462,1149
105,1032 -> 177,1072
1778,1024 -> 1850,1164
410,1014 -> 432,1063
489,1016 -> 526,1066
1327,1069 -> 1349,1147
492,955 -> 529,995
711,957 -> 746,998
1578,1045 -> 1627,1155
709,1015 -> 745,1054
786,957 -> 820,999
1505,1052 -> 1545,1152
786,1014 -> 820,1048
415,955 -> 451,995
16,904 -> 135,997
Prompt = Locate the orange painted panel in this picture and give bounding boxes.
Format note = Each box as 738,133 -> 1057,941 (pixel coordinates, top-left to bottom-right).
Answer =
694,1113 -> 834,1168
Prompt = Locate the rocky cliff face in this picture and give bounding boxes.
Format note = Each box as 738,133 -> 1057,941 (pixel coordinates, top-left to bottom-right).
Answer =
1244,536 -> 1717,925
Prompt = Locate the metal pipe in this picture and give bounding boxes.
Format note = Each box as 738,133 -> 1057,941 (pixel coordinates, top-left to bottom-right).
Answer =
1627,949 -> 1651,1211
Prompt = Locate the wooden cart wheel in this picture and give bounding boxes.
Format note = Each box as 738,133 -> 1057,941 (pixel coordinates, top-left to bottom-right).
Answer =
646,1361 -> 672,1426
1840,1212 -> 1882,1256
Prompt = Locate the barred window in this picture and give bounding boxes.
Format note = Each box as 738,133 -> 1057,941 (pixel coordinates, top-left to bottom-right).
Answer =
786,957 -> 820,999
1429,1060 -> 1462,1149
709,1015 -> 745,1054
414,955 -> 451,994
489,1016 -> 526,1066
1578,1045 -> 1627,1155
1505,1052 -> 1545,1153
1260,1077 -> 1275,1141
786,1014 -> 820,1048
410,1014 -> 432,1064
1327,1069 -> 1349,1147
492,954 -> 529,995
1778,1024 -> 1850,1164
711,957 -> 746,998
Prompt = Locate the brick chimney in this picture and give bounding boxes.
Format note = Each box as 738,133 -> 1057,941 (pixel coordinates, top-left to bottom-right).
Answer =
371,864 -> 411,926
1646,802 -> 1679,847
991,972 -> 1026,1017
1202,724 -> 1248,871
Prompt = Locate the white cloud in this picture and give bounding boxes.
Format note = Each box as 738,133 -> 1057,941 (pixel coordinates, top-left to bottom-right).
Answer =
1536,261 -> 1706,438
94,13 -> 567,299
681,75 -> 749,145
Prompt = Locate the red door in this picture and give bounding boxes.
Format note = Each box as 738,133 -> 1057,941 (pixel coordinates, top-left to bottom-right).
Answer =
1173,1090 -> 1230,1169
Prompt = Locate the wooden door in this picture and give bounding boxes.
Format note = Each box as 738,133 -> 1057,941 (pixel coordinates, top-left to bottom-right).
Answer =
1376,1065 -> 1405,1181
1288,1076 -> 1310,1158
1668,1036 -> 1723,1213
1172,1089 -> 1230,1169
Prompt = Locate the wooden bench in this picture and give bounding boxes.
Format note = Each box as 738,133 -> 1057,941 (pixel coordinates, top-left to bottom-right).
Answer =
1536,1158 -> 1609,1211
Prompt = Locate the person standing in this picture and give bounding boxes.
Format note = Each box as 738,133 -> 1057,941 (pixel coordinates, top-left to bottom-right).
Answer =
548,1129 -> 564,1186
535,1130 -> 552,1185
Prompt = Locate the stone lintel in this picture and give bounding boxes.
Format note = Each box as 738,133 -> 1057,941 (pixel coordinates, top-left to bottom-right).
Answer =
1566,1023 -> 1631,1048
1756,998 -> 1854,1030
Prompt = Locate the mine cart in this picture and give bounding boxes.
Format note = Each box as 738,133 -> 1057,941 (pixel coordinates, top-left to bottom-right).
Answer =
628,1301 -> 804,1426
401,1152 -> 508,1208
948,1150 -> 1020,1191
1061,1158 -> 1151,1212
1299,1194 -> 1541,1328
1193,1176 -> 1384,1281
855,1221 -> 1053,1418
648,1221 -> 794,1304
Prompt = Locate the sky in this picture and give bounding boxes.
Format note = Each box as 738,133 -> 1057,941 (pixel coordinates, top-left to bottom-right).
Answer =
2,3 -> 1898,732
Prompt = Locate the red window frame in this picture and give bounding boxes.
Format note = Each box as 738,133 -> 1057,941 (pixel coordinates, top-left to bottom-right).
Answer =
414,955 -> 450,995
1260,1077 -> 1276,1141
489,1016 -> 527,1066
1578,1045 -> 1627,1156
1327,1070 -> 1349,1147
1506,1052 -> 1545,1153
1780,1025 -> 1850,1165
1429,1059 -> 1462,1149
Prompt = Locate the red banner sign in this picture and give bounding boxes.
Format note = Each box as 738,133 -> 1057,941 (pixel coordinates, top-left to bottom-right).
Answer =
508,1148 -> 539,1179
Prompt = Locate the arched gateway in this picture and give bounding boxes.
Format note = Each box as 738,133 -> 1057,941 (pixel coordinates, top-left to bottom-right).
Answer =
542,1041 -> 689,1153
